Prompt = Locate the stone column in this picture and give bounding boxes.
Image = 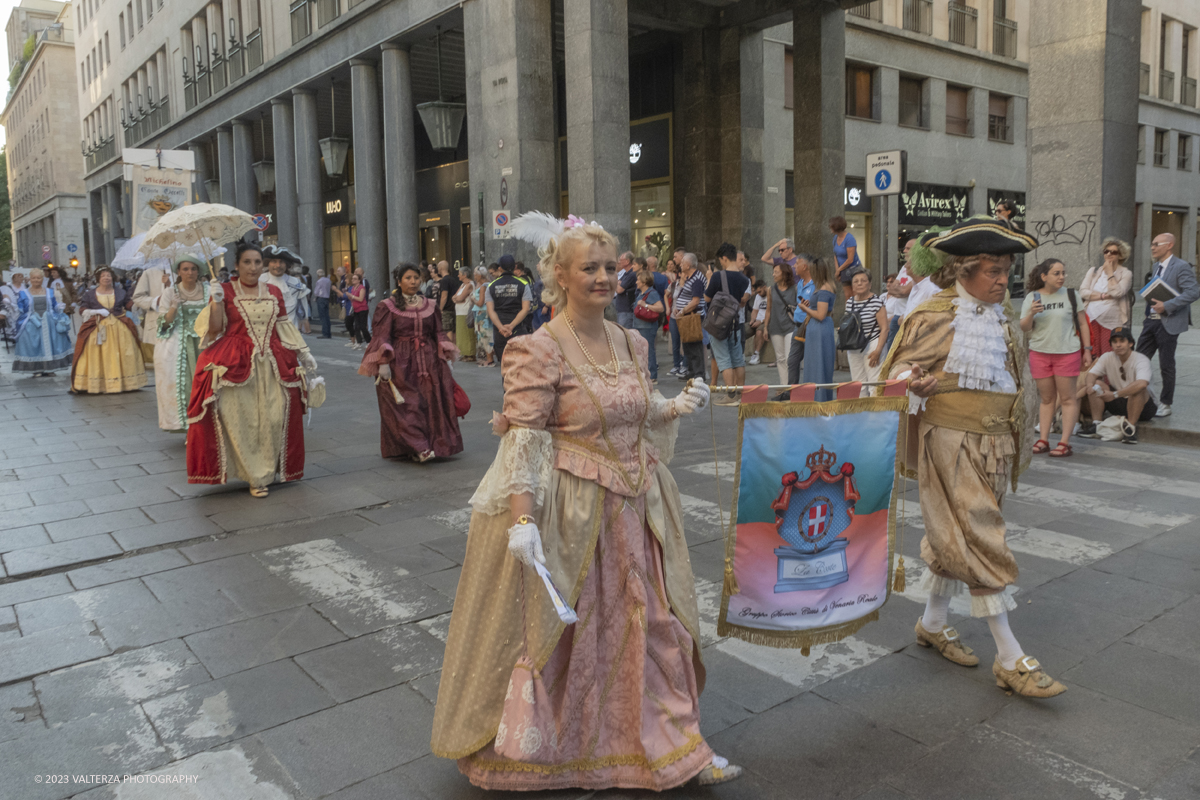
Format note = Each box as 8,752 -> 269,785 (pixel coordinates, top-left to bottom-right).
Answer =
1026,0 -> 1139,284
792,1 -> 846,258
232,119 -> 257,213
89,189 -> 106,266
564,0 -> 630,246
464,0 -> 558,265
103,181 -> 121,257
351,58 -> 387,298
381,43 -> 418,269
272,97 -> 299,250
189,142 -> 211,203
216,126 -> 235,207
739,30 -> 763,266
293,89 -> 324,273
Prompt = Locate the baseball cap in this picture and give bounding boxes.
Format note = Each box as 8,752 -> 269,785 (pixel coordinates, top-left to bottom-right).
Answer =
498,254 -> 515,271
1109,326 -> 1134,343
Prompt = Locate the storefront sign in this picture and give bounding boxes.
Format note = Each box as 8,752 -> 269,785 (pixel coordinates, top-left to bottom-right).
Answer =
987,189 -> 1026,225
629,117 -> 671,183
899,182 -> 970,226
323,188 -> 351,225
844,178 -> 867,212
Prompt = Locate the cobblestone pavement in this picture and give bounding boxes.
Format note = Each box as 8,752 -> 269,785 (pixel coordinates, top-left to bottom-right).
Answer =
1,332 -> 1198,800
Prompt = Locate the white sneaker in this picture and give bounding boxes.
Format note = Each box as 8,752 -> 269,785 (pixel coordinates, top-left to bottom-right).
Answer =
1157,403 -> 1172,417
748,353 -> 760,365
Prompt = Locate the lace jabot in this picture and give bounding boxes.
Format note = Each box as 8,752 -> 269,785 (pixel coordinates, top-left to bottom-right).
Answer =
945,282 -> 1016,393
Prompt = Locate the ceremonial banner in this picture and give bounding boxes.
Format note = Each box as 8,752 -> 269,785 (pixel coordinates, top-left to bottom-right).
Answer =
717,383 -> 908,651
131,167 -> 192,235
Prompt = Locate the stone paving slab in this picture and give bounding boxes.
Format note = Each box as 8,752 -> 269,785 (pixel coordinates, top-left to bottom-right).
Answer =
0,622 -> 111,684
66,550 -> 191,591
143,658 -> 335,759
183,606 -> 347,679
34,640 -> 211,725
293,622 -> 444,702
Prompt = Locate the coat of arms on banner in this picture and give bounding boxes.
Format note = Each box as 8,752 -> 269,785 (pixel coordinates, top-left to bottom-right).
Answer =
717,385 -> 908,651
771,446 -> 860,592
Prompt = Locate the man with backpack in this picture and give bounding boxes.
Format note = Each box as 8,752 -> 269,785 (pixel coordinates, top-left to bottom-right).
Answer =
705,242 -> 753,405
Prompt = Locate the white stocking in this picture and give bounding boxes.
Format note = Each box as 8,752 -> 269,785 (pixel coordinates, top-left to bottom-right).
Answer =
922,591 -> 951,633
987,611 -> 1024,670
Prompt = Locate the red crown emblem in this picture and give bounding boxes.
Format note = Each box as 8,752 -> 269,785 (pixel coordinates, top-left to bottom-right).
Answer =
805,445 -> 838,474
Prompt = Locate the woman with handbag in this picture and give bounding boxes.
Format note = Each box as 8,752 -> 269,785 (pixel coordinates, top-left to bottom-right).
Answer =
632,269 -> 664,382
843,271 -> 889,396
672,252 -> 708,381
13,267 -> 74,377
764,261 -> 797,385
1078,237 -> 1132,357
798,257 -> 837,401
70,267 -> 147,393
358,263 -> 463,463
431,215 -> 739,791
452,266 -> 477,362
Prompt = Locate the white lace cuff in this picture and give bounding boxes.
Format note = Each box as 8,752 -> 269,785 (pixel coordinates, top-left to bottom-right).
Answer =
469,427 -> 555,516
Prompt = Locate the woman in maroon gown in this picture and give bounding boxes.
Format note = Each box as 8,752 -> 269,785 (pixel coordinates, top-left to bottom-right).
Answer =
359,263 -> 463,462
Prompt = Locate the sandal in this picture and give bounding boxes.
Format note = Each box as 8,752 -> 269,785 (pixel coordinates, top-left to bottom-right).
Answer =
1032,439 -> 1050,454
1048,442 -> 1073,458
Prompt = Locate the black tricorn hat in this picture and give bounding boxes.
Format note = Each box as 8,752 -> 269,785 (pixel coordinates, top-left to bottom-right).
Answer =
262,244 -> 305,267
920,216 -> 1038,256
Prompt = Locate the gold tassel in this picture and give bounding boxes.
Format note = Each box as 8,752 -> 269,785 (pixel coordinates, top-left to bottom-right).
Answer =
893,555 -> 906,593
801,646 -> 811,657
722,557 -> 739,597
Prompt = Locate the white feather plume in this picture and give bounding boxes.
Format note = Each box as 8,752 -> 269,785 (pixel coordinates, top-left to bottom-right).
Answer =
507,211 -> 565,250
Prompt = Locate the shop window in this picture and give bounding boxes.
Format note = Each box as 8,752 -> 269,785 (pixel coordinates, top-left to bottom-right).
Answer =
845,64 -> 878,120
987,93 -> 1011,142
631,183 -> 672,257
899,76 -> 927,129
946,85 -> 971,135
1154,128 -> 1168,167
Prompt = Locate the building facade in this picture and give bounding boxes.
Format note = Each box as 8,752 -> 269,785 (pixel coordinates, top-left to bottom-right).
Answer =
1,1 -> 90,271
72,0 -> 1184,296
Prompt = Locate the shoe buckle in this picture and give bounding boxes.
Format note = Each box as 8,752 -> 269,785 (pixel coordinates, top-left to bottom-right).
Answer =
1019,656 -> 1041,672
942,627 -> 959,642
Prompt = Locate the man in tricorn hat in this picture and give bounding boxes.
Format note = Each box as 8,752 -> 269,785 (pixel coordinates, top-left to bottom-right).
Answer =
881,216 -> 1066,698
262,245 -> 312,333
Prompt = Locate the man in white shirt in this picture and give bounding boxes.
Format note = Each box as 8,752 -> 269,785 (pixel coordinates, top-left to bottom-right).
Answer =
132,262 -> 172,363
1077,326 -> 1156,444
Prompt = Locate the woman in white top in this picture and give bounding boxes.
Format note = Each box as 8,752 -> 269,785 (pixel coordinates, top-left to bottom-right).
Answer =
452,266 -> 476,361
844,271 -> 888,396
1020,259 -> 1092,458
1078,237 -> 1132,357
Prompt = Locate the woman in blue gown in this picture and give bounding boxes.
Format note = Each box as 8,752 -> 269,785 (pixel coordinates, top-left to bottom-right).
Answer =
13,267 -> 73,377
798,257 -> 837,401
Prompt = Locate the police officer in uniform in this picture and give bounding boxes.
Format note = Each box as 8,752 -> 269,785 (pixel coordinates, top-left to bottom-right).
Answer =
485,254 -> 533,365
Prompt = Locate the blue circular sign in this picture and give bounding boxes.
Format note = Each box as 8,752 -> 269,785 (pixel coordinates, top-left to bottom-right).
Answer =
67,243 -> 78,253
874,171 -> 892,191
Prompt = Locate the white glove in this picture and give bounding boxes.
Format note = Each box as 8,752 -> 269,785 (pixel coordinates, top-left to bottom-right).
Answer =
378,363 -> 392,381
299,350 -> 317,372
209,280 -> 224,303
507,521 -> 546,567
673,381 -> 710,416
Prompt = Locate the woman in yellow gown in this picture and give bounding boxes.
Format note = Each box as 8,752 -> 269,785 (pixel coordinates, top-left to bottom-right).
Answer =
71,267 -> 147,394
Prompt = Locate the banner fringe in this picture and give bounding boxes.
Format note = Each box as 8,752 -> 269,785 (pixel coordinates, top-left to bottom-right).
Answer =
716,611 -> 881,654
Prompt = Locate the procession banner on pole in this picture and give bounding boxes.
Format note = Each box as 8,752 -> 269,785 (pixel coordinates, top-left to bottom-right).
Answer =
130,167 -> 192,235
717,382 -> 909,652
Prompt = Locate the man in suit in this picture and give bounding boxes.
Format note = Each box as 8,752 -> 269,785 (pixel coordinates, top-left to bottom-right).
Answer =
1136,233 -> 1200,417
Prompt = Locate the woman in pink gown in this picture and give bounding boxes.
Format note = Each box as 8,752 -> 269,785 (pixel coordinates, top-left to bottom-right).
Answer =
431,218 -> 740,791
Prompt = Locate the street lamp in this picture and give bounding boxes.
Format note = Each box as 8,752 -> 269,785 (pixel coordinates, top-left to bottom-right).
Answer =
251,113 -> 275,193
416,27 -> 465,152
318,80 -> 349,177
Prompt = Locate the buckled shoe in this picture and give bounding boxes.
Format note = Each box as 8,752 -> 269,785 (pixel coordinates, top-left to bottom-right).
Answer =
915,618 -> 979,667
993,655 -> 1066,698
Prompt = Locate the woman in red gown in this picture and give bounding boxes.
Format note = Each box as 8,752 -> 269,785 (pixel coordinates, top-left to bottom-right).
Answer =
358,263 -> 463,462
187,243 -> 319,496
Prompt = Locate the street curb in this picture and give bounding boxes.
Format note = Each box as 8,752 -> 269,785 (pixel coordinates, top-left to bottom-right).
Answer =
1138,423 -> 1200,448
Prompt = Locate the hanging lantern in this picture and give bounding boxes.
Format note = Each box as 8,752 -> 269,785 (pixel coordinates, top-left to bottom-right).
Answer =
416,27 -> 464,152
251,113 -> 275,193
318,80 -> 350,177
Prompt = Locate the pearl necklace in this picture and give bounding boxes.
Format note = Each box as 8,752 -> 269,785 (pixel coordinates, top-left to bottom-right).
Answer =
563,311 -> 620,387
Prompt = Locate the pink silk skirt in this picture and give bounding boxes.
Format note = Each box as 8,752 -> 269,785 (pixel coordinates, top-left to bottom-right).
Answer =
459,491 -> 713,791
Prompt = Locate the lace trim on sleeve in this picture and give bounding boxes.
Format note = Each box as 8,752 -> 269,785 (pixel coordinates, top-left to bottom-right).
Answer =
468,427 -> 555,516
645,392 -> 679,466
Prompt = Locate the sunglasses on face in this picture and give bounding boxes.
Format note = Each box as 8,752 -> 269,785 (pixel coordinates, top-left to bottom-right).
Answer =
1103,249 -> 1119,255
